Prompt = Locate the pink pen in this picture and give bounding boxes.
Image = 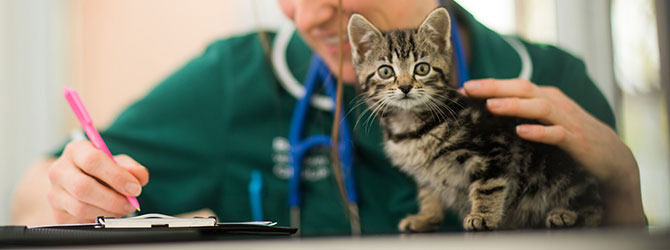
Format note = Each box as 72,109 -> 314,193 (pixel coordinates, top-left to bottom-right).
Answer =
63,86 -> 141,211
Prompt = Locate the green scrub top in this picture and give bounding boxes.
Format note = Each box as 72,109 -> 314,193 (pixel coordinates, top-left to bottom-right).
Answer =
52,7 -> 615,236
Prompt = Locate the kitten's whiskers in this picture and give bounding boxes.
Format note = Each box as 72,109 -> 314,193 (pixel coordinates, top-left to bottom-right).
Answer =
425,96 -> 449,123
353,97 -> 383,132
345,94 -> 371,121
429,92 -> 462,121
365,97 -> 389,134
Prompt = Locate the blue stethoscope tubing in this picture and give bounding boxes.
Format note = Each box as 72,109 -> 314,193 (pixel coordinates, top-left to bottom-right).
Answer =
288,56 -> 357,234
449,8 -> 470,87
286,7 -> 467,235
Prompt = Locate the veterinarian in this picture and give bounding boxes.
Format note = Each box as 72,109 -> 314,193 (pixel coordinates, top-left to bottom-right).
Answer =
13,0 -> 646,235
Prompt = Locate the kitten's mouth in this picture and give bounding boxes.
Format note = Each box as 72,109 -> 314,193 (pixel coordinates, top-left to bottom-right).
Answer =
388,94 -> 426,111
386,91 -> 445,112
394,95 -> 415,102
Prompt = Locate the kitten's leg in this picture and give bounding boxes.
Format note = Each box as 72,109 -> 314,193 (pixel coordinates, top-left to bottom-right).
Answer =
545,208 -> 578,228
547,178 -> 603,228
578,205 -> 603,227
398,186 -> 444,233
546,206 -> 603,228
464,178 -> 509,231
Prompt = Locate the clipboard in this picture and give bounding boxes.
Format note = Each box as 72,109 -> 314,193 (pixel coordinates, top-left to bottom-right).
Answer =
0,214 -> 297,247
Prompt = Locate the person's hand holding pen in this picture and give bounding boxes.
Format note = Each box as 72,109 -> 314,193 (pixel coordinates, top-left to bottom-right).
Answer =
47,141 -> 149,223
46,87 -> 149,224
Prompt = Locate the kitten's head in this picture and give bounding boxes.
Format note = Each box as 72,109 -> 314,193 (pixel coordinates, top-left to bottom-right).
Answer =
347,8 -> 456,112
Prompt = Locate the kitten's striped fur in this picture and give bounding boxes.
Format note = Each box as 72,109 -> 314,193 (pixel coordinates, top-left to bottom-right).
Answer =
348,8 -> 603,231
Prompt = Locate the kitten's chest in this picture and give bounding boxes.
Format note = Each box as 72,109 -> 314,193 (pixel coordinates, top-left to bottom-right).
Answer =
383,112 -> 425,134
381,113 -> 438,168
381,116 -> 467,177
383,136 -> 437,172
383,128 -> 473,208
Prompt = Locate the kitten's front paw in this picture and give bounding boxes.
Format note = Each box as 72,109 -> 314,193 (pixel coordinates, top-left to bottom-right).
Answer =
545,208 -> 578,228
463,213 -> 498,231
398,214 -> 441,233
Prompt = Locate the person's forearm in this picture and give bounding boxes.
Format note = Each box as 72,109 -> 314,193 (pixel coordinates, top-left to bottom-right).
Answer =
601,152 -> 647,227
11,158 -> 57,226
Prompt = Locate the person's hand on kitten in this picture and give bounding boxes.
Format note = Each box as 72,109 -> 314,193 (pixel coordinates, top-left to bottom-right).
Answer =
462,78 -> 646,226
47,140 -> 149,223
462,78 -> 635,185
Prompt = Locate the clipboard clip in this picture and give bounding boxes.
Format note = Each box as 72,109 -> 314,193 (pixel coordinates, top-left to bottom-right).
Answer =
96,213 -> 217,228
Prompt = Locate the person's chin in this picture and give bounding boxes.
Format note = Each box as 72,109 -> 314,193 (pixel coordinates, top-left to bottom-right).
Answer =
319,55 -> 358,84
341,67 -> 359,84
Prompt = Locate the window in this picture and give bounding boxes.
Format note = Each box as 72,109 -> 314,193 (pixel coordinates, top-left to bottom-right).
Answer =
460,0 -> 669,227
612,0 -> 669,228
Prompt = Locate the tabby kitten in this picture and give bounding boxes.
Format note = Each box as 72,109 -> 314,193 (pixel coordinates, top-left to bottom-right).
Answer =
347,8 -> 603,231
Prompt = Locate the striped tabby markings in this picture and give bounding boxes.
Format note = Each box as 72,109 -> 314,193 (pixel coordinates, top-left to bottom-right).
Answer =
398,187 -> 445,232
464,178 -> 508,231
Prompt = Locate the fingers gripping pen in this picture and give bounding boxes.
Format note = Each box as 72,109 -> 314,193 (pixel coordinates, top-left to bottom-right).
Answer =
63,86 -> 141,211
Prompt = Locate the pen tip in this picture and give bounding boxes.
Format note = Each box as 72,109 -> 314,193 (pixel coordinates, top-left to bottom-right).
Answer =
136,207 -> 141,212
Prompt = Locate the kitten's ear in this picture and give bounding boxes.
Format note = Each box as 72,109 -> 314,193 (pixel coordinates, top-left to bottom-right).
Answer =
418,8 -> 452,53
348,14 -> 383,63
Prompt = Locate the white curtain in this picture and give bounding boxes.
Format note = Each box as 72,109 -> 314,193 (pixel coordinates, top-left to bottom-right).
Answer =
0,0 -> 68,225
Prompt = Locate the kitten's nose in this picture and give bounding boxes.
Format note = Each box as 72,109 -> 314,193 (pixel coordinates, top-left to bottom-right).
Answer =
399,84 -> 413,94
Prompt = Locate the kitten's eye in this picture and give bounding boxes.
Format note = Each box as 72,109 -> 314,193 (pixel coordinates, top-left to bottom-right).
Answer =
414,63 -> 430,76
377,65 -> 395,79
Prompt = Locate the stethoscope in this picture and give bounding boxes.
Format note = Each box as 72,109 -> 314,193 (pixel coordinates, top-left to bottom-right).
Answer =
287,55 -> 358,235
272,7 -> 532,235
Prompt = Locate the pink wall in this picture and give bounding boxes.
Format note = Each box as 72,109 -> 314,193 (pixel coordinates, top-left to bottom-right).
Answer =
68,0 -> 260,127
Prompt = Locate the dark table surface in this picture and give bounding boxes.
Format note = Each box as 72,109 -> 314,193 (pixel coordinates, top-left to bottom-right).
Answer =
46,227 -> 670,250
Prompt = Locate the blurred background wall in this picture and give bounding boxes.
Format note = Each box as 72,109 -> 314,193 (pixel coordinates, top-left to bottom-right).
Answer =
1,0 -> 69,226
1,0 -> 667,228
